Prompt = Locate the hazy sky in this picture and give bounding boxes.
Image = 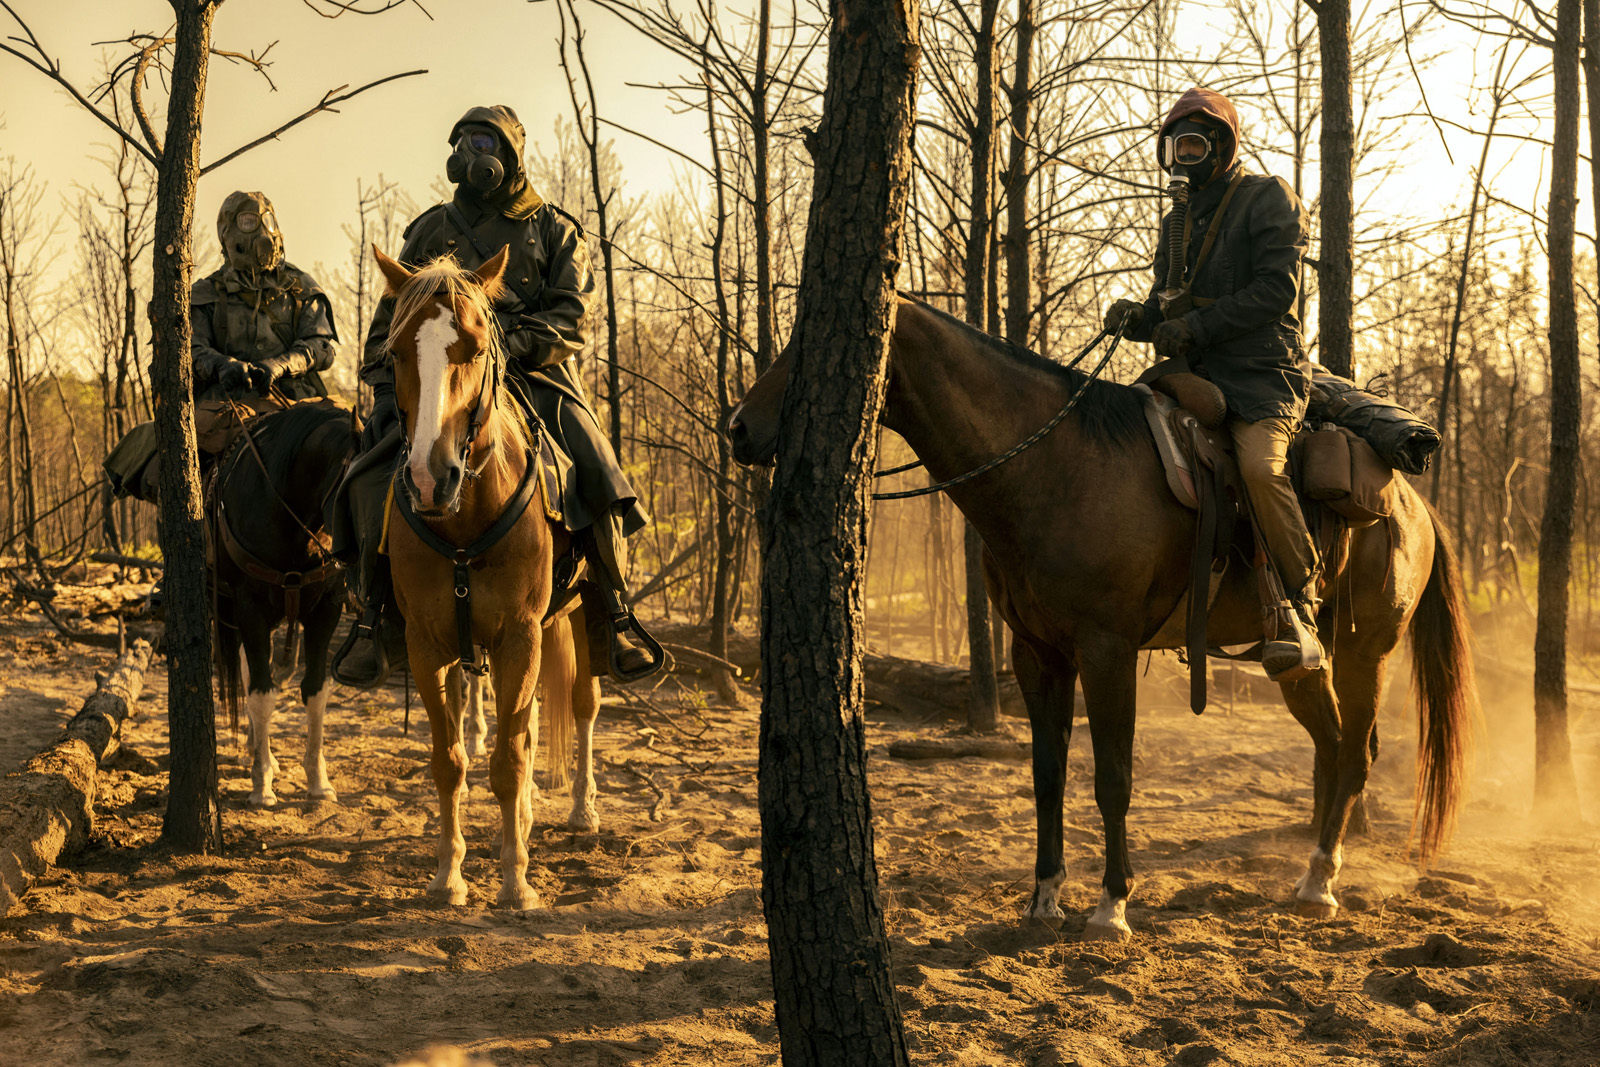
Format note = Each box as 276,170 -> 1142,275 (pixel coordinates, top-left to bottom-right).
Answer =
0,0 -> 1584,308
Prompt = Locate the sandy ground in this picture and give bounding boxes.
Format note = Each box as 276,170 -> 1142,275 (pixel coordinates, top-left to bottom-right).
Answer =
1,612 -> 1598,1067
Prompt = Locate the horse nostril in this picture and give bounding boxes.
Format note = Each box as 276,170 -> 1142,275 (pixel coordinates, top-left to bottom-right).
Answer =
729,417 -> 747,443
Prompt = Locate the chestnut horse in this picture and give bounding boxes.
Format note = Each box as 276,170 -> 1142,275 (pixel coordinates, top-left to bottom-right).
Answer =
729,294 -> 1473,939
373,245 -> 601,910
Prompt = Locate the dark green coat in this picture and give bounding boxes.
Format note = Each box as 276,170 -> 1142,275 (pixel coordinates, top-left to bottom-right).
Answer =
362,194 -> 647,536
1129,166 -> 1312,423
190,262 -> 337,401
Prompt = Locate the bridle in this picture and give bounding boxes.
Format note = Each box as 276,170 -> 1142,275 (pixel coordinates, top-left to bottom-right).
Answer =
394,291 -> 504,485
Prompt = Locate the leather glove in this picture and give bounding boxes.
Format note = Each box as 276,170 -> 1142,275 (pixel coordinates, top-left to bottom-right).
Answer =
249,349 -> 314,395
1103,298 -> 1144,333
1151,318 -> 1195,359
362,380 -> 401,450
217,358 -> 253,396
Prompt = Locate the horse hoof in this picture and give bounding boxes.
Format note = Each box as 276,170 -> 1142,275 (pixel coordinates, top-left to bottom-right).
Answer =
427,879 -> 470,907
568,807 -> 600,834
249,792 -> 278,809
497,884 -> 540,912
308,788 -> 339,804
1082,919 -> 1134,943
1294,899 -> 1339,920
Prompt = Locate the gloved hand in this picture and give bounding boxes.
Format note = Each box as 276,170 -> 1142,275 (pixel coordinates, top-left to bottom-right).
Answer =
217,358 -> 254,396
249,349 -> 313,395
362,379 -> 401,449
1103,298 -> 1144,333
1151,318 -> 1195,359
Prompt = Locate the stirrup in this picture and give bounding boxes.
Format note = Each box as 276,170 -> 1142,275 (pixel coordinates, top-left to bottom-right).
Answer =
607,609 -> 666,684
331,619 -> 391,689
1261,601 -> 1324,682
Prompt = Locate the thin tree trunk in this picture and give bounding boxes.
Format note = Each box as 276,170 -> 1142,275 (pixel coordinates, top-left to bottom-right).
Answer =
1313,0 -> 1354,378
154,0 -> 222,854
1533,0 -> 1583,817
757,0 -> 918,1057
752,0 -> 776,377
963,0 -> 1002,732
705,61 -> 740,705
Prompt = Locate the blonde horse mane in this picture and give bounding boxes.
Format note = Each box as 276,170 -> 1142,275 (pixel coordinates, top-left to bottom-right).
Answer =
390,255 -> 534,470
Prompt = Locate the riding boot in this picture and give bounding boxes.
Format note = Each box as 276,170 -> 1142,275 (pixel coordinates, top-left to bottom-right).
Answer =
331,562 -> 407,689
578,524 -> 664,683
1262,588 -> 1325,683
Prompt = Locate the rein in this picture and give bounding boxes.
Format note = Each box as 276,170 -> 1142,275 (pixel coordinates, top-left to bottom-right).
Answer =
871,320 -> 1129,501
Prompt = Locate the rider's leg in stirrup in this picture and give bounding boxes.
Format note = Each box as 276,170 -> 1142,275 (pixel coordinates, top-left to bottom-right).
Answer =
1231,415 -> 1323,680
579,513 -> 660,681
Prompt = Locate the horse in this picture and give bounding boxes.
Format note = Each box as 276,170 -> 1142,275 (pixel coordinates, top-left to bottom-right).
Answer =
728,294 -> 1474,940
372,244 -> 601,911
212,400 -> 358,807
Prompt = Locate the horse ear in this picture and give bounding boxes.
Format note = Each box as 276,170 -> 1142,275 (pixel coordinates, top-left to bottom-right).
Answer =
474,246 -> 509,301
373,245 -> 413,297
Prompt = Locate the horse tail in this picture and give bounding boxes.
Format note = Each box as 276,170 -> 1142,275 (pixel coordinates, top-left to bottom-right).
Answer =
1408,500 -> 1476,865
539,614 -> 577,791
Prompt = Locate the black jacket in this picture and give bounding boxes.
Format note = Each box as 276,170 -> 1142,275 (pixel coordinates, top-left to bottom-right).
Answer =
1129,166 -> 1312,423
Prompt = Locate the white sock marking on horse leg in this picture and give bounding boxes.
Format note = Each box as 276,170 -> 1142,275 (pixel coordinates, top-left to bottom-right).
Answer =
407,304 -> 458,506
303,683 -> 336,802
568,714 -> 599,832
1085,890 -> 1133,941
1294,844 -> 1343,910
1028,871 -> 1067,921
246,689 -> 277,807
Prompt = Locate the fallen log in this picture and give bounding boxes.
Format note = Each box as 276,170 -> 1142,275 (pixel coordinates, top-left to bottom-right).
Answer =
887,737 -> 1033,761
646,620 -> 1041,720
0,639 -> 153,916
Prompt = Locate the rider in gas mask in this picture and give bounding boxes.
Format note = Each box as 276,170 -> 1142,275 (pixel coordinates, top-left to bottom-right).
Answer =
192,191 -> 338,403
328,105 -> 658,689
1103,88 -> 1321,681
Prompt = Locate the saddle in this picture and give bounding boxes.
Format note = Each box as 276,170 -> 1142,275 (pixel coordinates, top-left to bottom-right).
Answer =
1137,368 -> 1399,713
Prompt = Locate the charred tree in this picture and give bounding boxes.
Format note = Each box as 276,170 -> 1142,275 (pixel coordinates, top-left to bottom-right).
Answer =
756,0 -> 918,1059
963,0 -> 1003,733
1311,0 -> 1354,378
1533,0 -> 1583,817
151,0 -> 222,853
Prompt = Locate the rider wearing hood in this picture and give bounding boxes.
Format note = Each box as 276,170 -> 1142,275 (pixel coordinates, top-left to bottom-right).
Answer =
1103,87 -> 1321,681
191,191 -> 337,401
329,105 -> 654,689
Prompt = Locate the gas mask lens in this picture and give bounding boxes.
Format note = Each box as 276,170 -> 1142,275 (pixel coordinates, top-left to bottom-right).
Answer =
467,131 -> 497,153
1173,133 -> 1211,165
235,211 -> 261,233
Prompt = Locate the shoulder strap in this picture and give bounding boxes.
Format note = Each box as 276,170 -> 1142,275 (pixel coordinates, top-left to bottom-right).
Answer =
1188,170 -> 1246,284
443,201 -> 543,313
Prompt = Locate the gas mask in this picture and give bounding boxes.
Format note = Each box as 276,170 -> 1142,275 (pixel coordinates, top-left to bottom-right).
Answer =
446,127 -> 506,195
218,191 -> 283,275
1156,118 -> 1222,317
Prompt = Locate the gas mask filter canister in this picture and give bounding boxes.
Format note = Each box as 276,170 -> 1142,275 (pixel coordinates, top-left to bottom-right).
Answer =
446,128 -> 506,194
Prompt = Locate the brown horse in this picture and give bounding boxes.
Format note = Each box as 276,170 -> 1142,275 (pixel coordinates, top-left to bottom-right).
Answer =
729,294 -> 1474,939
373,245 -> 602,910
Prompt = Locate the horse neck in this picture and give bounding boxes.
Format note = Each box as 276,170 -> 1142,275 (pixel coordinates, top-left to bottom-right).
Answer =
881,305 -> 1098,511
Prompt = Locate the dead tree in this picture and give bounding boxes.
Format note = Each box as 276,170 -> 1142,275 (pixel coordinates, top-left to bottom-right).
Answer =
1534,0 -> 1583,816
756,0 -> 918,1059
1310,0 -> 1355,378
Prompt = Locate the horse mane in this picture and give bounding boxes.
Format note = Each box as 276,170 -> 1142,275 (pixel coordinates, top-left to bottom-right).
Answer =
392,255 -> 535,471
255,402 -> 354,489
899,293 -> 1149,448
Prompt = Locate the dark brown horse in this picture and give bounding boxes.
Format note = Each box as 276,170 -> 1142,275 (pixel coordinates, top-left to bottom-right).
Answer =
729,294 -> 1474,939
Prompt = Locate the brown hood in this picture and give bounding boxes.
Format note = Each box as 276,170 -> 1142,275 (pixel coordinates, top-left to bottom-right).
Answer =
447,105 -> 545,220
1157,87 -> 1240,176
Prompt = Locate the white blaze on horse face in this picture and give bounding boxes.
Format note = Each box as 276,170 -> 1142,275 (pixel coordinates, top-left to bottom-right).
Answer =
408,303 -> 460,505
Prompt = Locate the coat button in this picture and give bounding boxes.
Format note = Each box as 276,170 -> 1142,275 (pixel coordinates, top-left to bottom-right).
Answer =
447,239 -> 456,246
520,277 -> 530,284
527,238 -> 535,245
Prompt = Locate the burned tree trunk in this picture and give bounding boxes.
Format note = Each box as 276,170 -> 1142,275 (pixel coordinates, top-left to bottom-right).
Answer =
1312,0 -> 1354,378
1533,0 -> 1583,817
152,0 -> 221,853
756,0 -> 918,1059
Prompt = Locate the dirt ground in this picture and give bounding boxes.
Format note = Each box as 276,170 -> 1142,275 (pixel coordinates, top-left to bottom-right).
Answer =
1,612 -> 1598,1067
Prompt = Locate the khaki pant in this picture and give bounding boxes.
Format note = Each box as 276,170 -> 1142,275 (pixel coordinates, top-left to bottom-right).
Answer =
1230,415 -> 1318,600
